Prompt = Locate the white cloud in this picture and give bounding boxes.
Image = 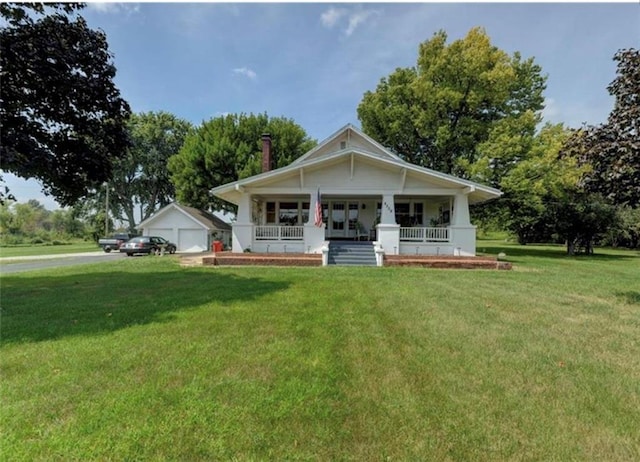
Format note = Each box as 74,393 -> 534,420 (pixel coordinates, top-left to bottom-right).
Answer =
345,9 -> 380,37
320,7 -> 347,28
320,6 -> 380,37
232,67 -> 257,80
87,3 -> 140,15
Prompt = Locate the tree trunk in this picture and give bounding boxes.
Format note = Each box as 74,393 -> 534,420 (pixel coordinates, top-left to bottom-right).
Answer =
566,239 -> 575,255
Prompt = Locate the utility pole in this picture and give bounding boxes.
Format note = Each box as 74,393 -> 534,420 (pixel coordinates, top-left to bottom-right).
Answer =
104,183 -> 109,236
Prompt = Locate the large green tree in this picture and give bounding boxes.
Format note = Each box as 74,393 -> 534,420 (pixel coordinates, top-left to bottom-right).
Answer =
357,27 -> 546,176
496,123 -> 617,254
0,3 -> 130,205
169,113 -> 316,211
89,111 -> 193,232
567,48 -> 640,207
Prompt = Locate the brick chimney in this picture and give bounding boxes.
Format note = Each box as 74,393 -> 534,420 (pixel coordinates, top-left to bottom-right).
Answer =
261,133 -> 272,173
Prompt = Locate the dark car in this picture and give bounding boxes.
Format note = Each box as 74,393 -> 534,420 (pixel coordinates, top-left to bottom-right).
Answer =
120,236 -> 177,256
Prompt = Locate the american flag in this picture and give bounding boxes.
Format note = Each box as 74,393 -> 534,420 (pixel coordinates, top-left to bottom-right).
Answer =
314,189 -> 323,227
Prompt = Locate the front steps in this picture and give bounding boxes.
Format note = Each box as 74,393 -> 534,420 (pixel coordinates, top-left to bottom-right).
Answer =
328,241 -> 377,266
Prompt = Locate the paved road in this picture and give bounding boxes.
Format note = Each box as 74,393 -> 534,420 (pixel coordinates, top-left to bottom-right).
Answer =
0,251 -> 127,274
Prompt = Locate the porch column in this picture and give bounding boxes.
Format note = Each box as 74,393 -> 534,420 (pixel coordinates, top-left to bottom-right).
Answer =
451,192 -> 471,226
376,193 -> 400,255
232,193 -> 253,253
449,192 -> 476,256
304,190 -> 325,254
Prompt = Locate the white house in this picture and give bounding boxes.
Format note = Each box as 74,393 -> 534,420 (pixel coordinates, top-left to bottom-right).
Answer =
137,202 -> 231,252
210,124 -> 501,261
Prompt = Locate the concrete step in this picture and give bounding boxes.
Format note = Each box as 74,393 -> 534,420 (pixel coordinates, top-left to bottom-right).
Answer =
328,242 -> 376,266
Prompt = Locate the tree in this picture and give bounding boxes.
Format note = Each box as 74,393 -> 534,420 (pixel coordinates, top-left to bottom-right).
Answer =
357,27 -> 546,176
496,123 -> 617,254
88,111 -> 193,232
568,48 -> 640,207
0,3 -> 131,205
169,113 -> 316,211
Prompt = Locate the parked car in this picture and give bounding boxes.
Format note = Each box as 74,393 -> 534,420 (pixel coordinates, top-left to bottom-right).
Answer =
98,233 -> 137,253
120,236 -> 177,256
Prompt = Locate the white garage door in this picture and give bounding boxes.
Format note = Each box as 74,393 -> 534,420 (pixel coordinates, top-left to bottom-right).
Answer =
148,228 -> 173,242
178,229 -> 206,252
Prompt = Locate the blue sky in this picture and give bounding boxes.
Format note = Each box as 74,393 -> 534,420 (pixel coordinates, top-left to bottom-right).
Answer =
4,2 -> 639,209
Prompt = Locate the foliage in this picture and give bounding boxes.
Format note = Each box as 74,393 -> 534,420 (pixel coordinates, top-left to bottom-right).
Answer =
548,193 -> 618,255
601,205 -> 640,249
567,48 -> 640,207
86,112 -> 193,232
0,2 -> 130,205
2,251 -> 639,460
169,113 -> 316,211
357,27 -> 546,176
0,199 -> 87,245
476,123 -> 617,254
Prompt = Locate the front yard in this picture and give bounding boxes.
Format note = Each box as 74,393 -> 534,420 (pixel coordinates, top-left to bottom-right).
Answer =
1,243 -> 639,460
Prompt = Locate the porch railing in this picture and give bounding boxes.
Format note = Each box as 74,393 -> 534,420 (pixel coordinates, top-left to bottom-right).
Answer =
399,227 -> 449,242
254,225 -> 304,241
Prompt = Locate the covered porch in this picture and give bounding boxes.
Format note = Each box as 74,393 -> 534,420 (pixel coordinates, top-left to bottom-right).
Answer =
232,191 -> 477,257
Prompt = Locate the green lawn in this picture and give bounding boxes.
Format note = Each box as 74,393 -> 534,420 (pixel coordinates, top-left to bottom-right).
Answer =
0,241 -> 98,258
1,243 -> 639,460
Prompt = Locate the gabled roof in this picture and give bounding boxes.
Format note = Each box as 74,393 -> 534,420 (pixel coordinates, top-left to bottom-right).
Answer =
291,123 -> 403,164
137,202 -> 231,231
210,124 -> 502,205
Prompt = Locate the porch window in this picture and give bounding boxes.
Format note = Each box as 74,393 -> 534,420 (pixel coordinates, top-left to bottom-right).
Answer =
394,201 -> 424,226
279,202 -> 298,226
265,200 -> 312,225
414,203 -> 424,226
266,202 -> 276,224
395,203 -> 411,227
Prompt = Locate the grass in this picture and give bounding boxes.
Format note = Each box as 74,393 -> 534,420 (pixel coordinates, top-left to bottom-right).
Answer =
0,241 -> 98,258
1,242 -> 639,460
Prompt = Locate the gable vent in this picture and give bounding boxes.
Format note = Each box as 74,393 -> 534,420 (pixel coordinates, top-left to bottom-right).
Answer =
340,141 -> 347,150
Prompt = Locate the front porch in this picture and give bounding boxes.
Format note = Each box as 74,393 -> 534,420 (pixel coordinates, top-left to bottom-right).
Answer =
232,192 -> 478,258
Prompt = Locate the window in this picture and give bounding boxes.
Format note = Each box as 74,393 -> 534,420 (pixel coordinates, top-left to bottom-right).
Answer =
266,202 -> 276,224
301,202 -> 310,224
413,203 -> 424,226
279,202 -> 298,226
395,203 -> 411,226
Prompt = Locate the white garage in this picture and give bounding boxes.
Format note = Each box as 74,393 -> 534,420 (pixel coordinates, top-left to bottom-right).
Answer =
137,202 -> 232,253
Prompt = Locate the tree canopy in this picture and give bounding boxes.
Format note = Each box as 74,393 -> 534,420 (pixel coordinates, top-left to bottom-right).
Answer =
357,27 -> 546,177
169,113 -> 316,211
91,111 -> 193,232
0,2 -> 130,205
566,48 -> 640,207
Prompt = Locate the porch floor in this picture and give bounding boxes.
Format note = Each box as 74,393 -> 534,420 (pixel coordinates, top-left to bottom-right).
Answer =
180,252 -> 511,269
